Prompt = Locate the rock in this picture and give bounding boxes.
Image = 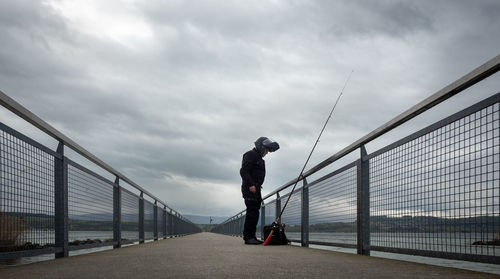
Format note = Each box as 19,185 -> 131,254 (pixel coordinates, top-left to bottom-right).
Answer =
472,240 -> 500,246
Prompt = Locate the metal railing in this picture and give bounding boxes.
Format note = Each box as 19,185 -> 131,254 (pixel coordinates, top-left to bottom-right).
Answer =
212,54 -> 500,264
0,92 -> 201,260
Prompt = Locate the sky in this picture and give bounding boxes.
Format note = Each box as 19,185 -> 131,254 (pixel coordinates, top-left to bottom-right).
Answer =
0,0 -> 499,218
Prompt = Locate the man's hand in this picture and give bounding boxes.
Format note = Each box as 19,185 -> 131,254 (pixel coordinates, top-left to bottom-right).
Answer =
249,186 -> 256,193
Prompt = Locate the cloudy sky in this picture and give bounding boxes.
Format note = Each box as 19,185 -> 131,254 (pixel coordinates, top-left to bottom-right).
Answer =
1,0 -> 499,217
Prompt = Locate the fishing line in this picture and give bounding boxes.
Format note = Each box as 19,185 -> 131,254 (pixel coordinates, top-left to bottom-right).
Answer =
264,70 -> 353,245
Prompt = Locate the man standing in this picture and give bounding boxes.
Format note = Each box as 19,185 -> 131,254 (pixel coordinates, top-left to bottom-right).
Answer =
240,137 -> 279,244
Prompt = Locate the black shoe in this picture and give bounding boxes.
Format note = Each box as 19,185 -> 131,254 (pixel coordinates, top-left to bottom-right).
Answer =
245,238 -> 262,245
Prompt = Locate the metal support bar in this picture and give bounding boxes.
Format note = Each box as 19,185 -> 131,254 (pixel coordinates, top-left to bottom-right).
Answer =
163,206 -> 167,239
139,192 -> 145,243
113,176 -> 121,249
154,201 -> 158,241
357,145 -> 370,255
301,178 -> 309,247
54,141 -> 68,258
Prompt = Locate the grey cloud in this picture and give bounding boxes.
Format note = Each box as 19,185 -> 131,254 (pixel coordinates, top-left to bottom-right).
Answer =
1,0 -> 499,216
0,1 -> 82,79
317,1 -> 434,39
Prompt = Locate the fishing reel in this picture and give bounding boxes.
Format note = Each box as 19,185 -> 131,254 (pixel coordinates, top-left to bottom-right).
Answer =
270,221 -> 286,230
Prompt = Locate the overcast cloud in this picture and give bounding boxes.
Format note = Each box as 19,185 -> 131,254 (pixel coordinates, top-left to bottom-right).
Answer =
1,0 -> 499,217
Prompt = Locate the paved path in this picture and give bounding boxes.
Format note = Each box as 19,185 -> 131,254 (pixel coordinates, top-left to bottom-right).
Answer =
0,233 -> 498,279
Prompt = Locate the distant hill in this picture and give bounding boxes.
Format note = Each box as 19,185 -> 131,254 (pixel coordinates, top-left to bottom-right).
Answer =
184,215 -> 229,225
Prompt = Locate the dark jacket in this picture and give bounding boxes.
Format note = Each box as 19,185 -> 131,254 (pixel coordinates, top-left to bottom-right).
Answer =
240,148 -> 266,201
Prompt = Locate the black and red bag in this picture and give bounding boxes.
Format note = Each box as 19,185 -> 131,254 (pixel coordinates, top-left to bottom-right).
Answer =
263,222 -> 289,245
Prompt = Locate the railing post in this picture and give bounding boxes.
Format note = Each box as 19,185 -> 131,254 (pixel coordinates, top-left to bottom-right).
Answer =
276,193 -> 281,222
139,192 -> 144,243
54,141 -> 68,258
113,176 -> 121,249
163,206 -> 167,239
357,145 -> 370,255
260,203 -> 265,239
154,201 -> 158,241
301,177 -> 309,247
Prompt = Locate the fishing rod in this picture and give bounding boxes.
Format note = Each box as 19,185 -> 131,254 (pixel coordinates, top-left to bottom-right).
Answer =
263,70 -> 353,246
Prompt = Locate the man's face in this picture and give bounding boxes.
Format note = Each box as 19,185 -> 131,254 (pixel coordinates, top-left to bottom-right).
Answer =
262,148 -> 269,157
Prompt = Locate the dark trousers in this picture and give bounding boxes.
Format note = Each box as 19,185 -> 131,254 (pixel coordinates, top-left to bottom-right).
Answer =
243,199 -> 260,240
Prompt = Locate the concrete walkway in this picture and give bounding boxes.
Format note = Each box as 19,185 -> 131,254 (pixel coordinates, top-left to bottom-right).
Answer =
0,233 -> 498,279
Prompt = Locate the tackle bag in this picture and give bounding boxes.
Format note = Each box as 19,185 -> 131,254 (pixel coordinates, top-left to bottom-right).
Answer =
263,222 -> 289,245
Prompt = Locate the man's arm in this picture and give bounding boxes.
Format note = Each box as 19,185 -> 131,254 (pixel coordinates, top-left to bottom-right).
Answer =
240,151 -> 256,191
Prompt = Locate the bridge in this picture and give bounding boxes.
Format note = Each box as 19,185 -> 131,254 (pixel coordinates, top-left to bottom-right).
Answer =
1,54 -> 500,278
0,233 -> 497,279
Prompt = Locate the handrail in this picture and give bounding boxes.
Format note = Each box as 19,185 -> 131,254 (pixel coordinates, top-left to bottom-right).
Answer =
262,53 -> 500,201
0,90 -> 181,216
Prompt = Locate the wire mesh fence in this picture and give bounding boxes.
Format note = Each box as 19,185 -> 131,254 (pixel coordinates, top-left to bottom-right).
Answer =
280,189 -> 302,241
173,216 -> 198,235
68,161 -> 114,248
121,189 -> 139,242
369,98 -> 500,260
166,211 -> 173,237
144,201 -> 154,241
158,207 -> 165,239
308,164 -> 357,247
264,200 -> 276,226
0,123 -> 55,253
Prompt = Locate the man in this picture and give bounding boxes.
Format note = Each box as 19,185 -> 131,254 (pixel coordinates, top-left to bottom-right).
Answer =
240,137 -> 279,244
